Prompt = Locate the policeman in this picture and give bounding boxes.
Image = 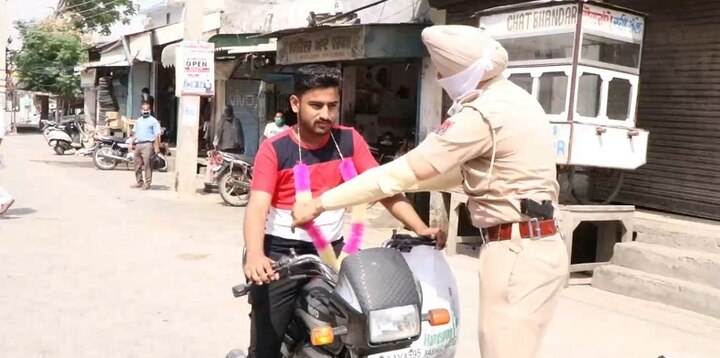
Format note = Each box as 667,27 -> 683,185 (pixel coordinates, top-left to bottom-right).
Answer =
291,25 -> 569,358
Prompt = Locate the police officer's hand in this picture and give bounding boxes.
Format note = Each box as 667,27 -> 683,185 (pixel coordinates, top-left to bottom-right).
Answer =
243,254 -> 278,285
415,227 -> 447,250
291,198 -> 324,229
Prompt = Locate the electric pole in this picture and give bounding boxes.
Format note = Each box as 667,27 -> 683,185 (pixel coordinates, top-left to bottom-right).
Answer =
174,0 -> 204,197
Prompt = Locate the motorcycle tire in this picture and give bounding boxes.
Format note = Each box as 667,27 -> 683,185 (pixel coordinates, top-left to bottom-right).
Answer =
93,147 -> 119,170
219,171 -> 250,207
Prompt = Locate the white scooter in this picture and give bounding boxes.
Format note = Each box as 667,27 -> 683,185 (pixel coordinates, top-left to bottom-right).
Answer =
46,117 -> 92,155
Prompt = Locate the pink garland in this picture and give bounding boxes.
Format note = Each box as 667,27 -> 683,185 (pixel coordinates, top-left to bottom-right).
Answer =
293,158 -> 365,270
338,159 -> 364,257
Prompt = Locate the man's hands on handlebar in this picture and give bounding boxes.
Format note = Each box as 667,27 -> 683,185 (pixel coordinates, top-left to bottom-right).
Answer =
292,205 -> 448,250
414,227 -> 447,250
244,253 -> 280,285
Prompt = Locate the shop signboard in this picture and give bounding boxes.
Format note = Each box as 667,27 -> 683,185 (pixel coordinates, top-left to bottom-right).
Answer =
277,27 -> 364,65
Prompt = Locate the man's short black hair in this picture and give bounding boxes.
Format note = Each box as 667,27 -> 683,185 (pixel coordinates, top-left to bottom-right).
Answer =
141,87 -> 150,94
293,64 -> 342,96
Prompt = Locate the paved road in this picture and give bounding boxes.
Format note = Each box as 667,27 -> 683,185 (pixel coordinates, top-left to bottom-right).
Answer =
2,133 -> 720,358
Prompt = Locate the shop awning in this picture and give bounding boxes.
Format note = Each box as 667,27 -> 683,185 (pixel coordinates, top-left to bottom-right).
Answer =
75,58 -> 129,71
160,43 -> 180,68
154,12 -> 222,45
75,42 -> 130,71
223,40 -> 277,54
161,38 -> 277,68
125,31 -> 154,63
207,34 -> 270,48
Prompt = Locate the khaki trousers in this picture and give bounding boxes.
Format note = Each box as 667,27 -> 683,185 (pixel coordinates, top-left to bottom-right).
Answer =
478,231 -> 568,358
133,143 -> 154,184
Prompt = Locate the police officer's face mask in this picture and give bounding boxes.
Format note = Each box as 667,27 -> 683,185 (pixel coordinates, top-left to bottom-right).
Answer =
437,48 -> 496,116
142,111 -> 150,118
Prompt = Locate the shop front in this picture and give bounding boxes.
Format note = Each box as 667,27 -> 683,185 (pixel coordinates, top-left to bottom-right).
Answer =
431,0 -> 720,220
272,24 -> 430,163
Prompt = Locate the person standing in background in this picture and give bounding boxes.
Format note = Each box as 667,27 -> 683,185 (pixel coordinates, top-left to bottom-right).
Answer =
214,105 -> 245,154
129,102 -> 162,190
261,112 -> 289,142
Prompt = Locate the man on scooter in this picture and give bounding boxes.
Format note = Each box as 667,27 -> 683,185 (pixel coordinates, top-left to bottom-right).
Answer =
241,64 -> 446,357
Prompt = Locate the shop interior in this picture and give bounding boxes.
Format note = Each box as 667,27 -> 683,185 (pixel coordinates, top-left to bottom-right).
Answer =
343,61 -> 420,164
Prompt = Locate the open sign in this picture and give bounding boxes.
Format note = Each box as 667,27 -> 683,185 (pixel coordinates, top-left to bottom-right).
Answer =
186,60 -> 208,67
176,40 -> 215,96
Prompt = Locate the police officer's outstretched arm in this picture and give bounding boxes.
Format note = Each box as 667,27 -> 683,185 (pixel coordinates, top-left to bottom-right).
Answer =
291,108 -> 490,227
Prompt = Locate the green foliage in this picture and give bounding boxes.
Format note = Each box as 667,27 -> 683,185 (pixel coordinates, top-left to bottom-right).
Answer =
13,21 -> 87,98
57,0 -> 137,36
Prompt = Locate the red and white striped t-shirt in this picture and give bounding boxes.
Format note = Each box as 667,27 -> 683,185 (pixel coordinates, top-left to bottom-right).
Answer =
250,125 -> 378,242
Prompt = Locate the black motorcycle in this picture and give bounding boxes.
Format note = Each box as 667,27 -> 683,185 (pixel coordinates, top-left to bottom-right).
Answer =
91,133 -> 168,172
91,134 -> 133,170
206,150 -> 253,207
228,235 -> 450,358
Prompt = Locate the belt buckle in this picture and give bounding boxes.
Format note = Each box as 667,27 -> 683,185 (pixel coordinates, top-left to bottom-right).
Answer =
529,218 -> 542,240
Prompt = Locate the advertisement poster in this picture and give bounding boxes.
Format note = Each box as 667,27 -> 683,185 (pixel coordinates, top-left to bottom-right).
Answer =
177,41 -> 215,96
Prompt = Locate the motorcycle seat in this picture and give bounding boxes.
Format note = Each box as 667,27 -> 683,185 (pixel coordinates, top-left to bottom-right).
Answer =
97,135 -> 127,143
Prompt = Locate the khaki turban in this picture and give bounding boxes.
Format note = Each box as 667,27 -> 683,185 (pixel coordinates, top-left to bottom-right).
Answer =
421,25 -> 509,80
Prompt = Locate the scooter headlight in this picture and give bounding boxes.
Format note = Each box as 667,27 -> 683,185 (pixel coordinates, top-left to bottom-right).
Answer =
368,305 -> 420,344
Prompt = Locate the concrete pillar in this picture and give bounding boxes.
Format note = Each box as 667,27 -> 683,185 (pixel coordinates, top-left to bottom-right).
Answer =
174,0 -> 204,197
84,88 -> 98,128
425,8 -> 448,228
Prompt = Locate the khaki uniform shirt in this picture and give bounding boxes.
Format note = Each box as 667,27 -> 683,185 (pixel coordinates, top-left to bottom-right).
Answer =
416,77 -> 559,228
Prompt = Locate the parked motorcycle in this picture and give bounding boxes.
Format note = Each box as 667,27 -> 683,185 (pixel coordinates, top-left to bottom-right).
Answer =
46,117 -> 91,155
91,135 -> 133,170
227,234 -> 450,358
91,134 -> 168,172
205,150 -> 253,207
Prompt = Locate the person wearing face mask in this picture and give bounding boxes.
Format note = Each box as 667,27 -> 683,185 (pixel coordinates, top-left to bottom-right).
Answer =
261,112 -> 289,142
213,105 -> 245,154
129,102 -> 162,190
291,25 -> 568,358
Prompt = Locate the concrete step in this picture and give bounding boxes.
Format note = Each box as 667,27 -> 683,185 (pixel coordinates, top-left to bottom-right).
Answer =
612,242 -> 720,289
592,265 -> 720,319
634,211 -> 720,254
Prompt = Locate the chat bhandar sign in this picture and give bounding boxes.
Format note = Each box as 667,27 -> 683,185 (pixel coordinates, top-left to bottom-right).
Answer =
177,41 -> 215,96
